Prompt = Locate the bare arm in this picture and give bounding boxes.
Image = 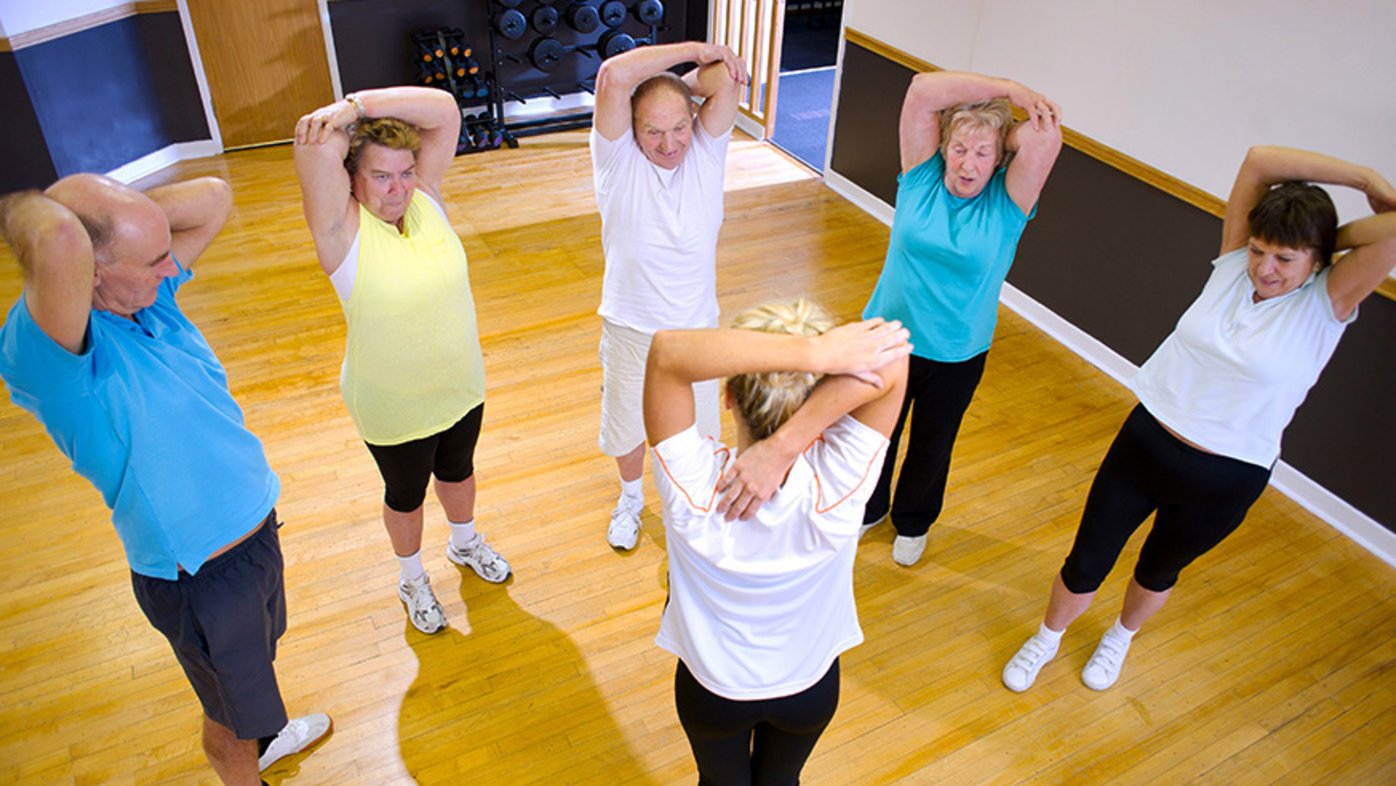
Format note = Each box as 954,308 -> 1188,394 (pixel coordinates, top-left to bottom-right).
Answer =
143,177 -> 232,268
685,56 -> 747,137
1329,211 -> 1396,320
643,319 -> 911,447
899,70 -> 1061,175
0,191 -> 96,353
716,359 -> 908,520
593,42 -> 745,141
1003,113 -> 1063,215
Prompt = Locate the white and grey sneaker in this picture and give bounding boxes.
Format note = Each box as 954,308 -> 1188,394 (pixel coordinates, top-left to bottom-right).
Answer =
258,712 -> 332,771
607,496 -> 642,551
398,573 -> 448,634
892,534 -> 928,566
1002,633 -> 1060,693
1082,630 -> 1132,690
447,535 -> 512,583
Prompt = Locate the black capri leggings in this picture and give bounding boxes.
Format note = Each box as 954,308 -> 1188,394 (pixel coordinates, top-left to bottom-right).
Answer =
1060,405 -> 1272,594
674,658 -> 840,786
364,404 -> 484,513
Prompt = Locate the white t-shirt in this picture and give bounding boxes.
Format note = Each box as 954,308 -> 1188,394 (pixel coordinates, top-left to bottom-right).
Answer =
651,415 -> 890,700
1131,248 -> 1354,468
590,122 -> 730,334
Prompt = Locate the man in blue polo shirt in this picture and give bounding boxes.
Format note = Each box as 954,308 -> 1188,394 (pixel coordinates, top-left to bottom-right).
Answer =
0,174 -> 329,785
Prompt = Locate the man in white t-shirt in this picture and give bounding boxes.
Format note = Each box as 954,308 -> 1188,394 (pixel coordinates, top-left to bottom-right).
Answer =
590,41 -> 748,550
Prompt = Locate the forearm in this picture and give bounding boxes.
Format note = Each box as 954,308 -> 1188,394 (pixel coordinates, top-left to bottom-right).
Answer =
649,328 -> 820,385
145,177 -> 232,235
907,71 -> 1016,114
762,374 -> 882,461
350,86 -> 458,132
1336,211 -> 1396,252
685,60 -> 735,99
597,41 -> 709,93
1241,146 -> 1378,192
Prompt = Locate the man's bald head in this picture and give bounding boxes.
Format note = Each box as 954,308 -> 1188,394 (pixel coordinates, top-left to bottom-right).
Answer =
45,174 -> 166,265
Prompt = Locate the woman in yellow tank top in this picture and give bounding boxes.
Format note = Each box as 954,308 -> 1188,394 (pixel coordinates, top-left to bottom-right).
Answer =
293,87 -> 510,634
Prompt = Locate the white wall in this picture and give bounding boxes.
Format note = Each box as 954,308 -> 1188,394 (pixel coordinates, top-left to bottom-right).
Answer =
843,0 -> 1396,224
0,0 -> 128,36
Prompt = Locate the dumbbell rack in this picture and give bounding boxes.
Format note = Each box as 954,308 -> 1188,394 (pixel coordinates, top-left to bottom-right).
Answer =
485,0 -> 663,140
413,27 -> 516,153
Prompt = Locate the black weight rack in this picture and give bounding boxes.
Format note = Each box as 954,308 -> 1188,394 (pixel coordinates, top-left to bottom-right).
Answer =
485,0 -> 665,139
413,27 -> 516,152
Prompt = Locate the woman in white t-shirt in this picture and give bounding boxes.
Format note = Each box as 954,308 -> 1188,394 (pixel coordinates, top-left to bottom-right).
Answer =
643,301 -> 909,784
1002,146 -> 1396,694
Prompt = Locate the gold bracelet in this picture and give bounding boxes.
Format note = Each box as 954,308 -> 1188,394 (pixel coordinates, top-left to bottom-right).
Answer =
345,93 -> 365,120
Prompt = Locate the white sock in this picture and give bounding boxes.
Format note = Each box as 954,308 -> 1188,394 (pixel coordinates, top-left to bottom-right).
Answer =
1038,622 -> 1065,645
1109,617 -> 1138,641
449,519 -> 477,550
397,550 -> 426,583
620,477 -> 643,505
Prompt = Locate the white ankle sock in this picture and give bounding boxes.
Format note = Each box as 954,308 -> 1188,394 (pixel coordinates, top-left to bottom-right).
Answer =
1109,618 -> 1137,641
397,550 -> 426,583
449,519 -> 477,550
1038,622 -> 1065,645
620,477 -> 643,505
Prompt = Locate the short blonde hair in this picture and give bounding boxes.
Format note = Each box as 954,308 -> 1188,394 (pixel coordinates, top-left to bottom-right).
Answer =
939,97 -> 1014,167
726,299 -> 835,440
345,117 -> 421,175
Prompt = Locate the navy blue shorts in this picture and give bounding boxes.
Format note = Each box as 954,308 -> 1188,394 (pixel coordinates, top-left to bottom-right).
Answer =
130,511 -> 289,739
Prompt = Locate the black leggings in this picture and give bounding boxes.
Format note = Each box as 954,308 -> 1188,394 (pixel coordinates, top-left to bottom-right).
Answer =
674,659 -> 840,786
364,404 -> 484,513
863,352 -> 987,535
1060,405 -> 1272,594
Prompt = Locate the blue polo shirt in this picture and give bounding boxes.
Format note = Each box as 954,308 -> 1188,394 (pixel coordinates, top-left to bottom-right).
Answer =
0,261 -> 279,579
864,152 -> 1034,362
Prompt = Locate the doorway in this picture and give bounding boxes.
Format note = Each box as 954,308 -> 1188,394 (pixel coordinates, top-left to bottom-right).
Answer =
769,1 -> 842,171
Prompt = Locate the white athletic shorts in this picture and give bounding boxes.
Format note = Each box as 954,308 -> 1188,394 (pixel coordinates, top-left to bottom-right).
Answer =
599,319 -> 720,456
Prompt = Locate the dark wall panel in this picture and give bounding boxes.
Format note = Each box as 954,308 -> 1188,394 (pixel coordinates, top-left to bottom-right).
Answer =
0,52 -> 58,193
15,12 -> 205,177
828,40 -> 1395,530
329,0 -> 690,97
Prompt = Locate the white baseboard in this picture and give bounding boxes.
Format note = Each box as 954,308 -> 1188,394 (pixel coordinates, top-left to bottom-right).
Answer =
823,166 -> 1396,568
106,140 -> 220,184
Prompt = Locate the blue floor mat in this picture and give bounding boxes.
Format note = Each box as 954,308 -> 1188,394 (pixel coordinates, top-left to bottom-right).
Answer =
771,67 -> 835,171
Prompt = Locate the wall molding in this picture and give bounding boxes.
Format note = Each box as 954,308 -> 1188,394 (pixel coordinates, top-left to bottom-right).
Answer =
0,1 -> 176,52
106,140 -> 219,185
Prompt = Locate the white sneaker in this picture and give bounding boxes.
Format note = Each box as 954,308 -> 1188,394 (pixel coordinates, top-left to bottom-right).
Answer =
892,534 -> 927,566
859,514 -> 887,540
447,535 -> 511,583
607,496 -> 642,550
1082,630 -> 1133,690
258,712 -> 332,771
398,573 -> 447,634
1002,633 -> 1060,693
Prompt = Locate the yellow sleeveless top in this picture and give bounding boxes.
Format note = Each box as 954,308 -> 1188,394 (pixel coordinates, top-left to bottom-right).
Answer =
340,191 -> 485,445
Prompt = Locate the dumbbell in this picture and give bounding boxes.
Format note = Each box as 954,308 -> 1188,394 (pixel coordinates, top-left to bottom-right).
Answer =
633,0 -> 663,25
496,9 -> 527,40
529,36 -> 566,72
566,2 -> 600,34
599,0 -> 627,28
598,29 -> 636,59
532,5 -> 560,35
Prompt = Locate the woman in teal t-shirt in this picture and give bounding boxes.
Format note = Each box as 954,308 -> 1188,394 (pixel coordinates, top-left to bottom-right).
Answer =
861,70 -> 1064,566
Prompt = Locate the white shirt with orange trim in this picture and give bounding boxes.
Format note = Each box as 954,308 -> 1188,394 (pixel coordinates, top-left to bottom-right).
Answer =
651,415 -> 890,700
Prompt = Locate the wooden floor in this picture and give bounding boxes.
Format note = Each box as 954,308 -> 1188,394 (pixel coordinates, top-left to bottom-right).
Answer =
1,133 -> 1393,785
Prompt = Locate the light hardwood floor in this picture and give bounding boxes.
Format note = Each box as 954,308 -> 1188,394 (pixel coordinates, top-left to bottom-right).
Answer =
0,133 -> 1392,785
